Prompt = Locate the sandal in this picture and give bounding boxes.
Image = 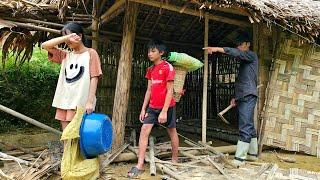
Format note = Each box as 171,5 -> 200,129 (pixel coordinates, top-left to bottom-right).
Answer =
127,166 -> 144,178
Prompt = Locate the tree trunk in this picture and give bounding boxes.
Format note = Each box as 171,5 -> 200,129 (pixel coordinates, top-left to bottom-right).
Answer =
111,1 -> 138,150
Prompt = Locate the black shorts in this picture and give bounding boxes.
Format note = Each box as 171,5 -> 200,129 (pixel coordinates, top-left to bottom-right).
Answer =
143,107 -> 177,128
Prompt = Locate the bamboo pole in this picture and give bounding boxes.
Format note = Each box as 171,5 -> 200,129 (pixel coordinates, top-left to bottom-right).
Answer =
202,12 -> 209,143
0,105 -> 62,135
111,1 -> 138,150
149,136 -> 156,176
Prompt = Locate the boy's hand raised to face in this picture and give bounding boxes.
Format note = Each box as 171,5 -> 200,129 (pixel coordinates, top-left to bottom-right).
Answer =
158,111 -> 167,124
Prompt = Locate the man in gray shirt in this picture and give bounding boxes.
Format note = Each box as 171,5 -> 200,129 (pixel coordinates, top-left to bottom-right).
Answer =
204,34 -> 258,167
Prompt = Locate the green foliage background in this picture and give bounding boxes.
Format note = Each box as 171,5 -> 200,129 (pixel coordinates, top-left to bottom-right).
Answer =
0,47 -> 60,133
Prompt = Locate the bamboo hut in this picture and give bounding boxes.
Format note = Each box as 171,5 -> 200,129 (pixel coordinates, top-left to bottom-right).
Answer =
1,0 -> 320,158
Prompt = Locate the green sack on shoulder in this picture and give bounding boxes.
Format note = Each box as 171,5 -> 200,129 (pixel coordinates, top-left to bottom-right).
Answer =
167,52 -> 203,72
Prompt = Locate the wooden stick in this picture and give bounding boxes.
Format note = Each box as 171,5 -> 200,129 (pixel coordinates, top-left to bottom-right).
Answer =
266,164 -> 278,180
101,143 -> 129,170
154,159 -> 204,168
0,104 -> 62,136
218,105 -> 232,124
149,136 -> 156,176
0,169 -> 13,180
0,141 -> 40,158
179,150 -> 210,165
202,12 -> 209,144
0,152 -> 31,166
155,162 -> 184,180
130,129 -> 137,147
198,141 -> 237,168
207,157 -> 231,179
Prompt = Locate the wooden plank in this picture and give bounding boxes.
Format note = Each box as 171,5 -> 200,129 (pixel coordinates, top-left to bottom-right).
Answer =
129,0 -> 251,27
111,1 -> 138,150
202,12 -> 209,143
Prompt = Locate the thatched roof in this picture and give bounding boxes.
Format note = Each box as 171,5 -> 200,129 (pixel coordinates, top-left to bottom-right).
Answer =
200,0 -> 320,42
0,0 -> 320,65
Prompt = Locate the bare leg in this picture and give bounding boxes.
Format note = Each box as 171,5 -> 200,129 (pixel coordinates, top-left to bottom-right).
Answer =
61,110 -> 75,147
167,128 -> 179,163
136,124 -> 153,170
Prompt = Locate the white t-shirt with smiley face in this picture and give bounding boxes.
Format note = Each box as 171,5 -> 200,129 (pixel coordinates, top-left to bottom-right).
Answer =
52,50 -> 92,110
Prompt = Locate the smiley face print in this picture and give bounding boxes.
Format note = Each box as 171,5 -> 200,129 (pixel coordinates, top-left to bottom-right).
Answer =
64,57 -> 85,83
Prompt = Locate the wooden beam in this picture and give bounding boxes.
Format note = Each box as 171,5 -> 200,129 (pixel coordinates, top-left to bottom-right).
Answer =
100,0 -> 125,25
129,0 -> 251,27
103,31 -> 202,48
111,1 -> 139,150
202,12 -> 209,143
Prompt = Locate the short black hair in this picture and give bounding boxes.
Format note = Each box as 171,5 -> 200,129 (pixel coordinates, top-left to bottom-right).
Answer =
61,22 -> 85,42
235,33 -> 251,46
147,39 -> 166,53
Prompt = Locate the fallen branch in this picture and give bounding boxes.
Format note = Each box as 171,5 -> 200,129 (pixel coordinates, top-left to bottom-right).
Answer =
0,152 -> 31,166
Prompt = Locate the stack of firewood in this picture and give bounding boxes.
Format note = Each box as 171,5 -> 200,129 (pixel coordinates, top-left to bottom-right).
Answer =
0,141 -> 61,180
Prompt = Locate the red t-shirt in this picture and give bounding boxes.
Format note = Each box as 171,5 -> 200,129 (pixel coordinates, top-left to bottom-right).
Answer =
146,61 -> 176,109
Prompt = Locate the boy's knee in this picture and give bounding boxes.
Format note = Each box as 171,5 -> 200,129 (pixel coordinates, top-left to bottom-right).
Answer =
140,125 -> 153,136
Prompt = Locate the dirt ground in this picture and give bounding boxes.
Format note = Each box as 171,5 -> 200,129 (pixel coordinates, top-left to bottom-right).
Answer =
0,129 -> 319,180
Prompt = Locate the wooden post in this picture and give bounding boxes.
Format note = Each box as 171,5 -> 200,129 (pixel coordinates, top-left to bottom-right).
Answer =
202,13 -> 209,143
253,24 -> 259,133
111,1 -> 138,150
92,0 -> 99,50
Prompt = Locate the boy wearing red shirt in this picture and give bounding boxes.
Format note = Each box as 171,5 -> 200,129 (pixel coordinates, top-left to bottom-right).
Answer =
128,39 -> 179,178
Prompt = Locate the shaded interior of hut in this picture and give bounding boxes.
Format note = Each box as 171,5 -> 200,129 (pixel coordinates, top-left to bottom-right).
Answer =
94,1 -> 254,143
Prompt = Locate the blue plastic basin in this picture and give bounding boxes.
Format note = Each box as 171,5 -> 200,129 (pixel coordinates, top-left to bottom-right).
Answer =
80,113 -> 113,159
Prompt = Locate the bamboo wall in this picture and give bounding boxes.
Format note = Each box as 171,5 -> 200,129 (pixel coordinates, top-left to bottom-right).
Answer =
263,36 -> 320,157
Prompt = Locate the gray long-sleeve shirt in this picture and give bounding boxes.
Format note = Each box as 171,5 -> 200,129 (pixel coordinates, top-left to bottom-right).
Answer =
223,47 -> 258,100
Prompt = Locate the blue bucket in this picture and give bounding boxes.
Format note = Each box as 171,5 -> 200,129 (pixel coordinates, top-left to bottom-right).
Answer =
80,113 -> 113,159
